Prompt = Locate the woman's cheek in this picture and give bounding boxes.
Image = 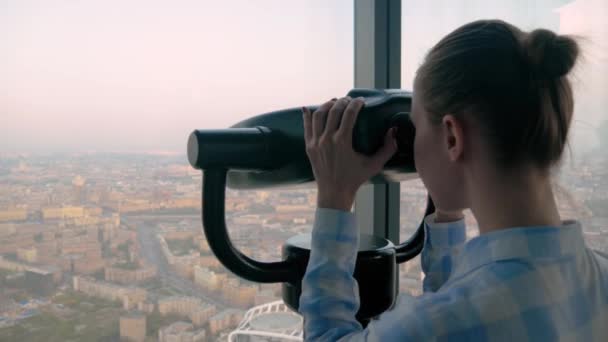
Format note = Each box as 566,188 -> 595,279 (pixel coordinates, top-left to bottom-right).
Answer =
413,137 -> 426,180
414,134 -> 440,199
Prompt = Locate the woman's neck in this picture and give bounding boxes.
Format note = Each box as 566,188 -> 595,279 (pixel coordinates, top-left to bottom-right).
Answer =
469,165 -> 562,235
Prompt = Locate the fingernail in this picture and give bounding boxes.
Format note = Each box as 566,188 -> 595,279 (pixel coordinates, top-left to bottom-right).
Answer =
331,97 -> 337,101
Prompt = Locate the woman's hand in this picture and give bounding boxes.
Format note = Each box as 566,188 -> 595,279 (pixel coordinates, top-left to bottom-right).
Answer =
302,96 -> 398,211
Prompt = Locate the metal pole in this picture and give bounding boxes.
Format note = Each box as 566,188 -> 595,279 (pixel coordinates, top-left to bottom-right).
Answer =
353,0 -> 401,244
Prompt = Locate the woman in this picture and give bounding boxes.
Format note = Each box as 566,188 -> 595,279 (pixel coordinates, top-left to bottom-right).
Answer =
299,19 -> 608,341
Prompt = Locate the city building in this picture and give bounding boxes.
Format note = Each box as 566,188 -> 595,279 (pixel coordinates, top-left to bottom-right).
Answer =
209,309 -> 246,336
17,246 -> 37,263
0,223 -> 17,237
158,296 -> 216,327
137,300 -> 156,314
193,266 -> 226,291
72,275 -> 147,309
222,280 -> 257,307
0,256 -> 62,283
42,206 -> 86,220
72,175 -> 86,204
104,264 -> 157,284
25,269 -> 57,296
120,312 -> 146,342
158,321 -> 206,342
0,209 -> 27,222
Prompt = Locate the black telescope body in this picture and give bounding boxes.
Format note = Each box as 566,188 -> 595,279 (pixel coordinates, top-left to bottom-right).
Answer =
187,89 -> 435,326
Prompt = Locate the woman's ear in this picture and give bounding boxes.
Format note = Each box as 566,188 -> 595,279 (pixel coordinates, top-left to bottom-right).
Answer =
442,114 -> 465,162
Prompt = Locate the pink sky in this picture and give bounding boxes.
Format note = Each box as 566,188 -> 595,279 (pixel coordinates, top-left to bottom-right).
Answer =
0,0 -> 353,152
1,0 -> 606,153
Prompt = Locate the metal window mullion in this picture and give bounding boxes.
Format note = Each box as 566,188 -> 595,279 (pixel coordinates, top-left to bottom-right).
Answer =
353,0 -> 401,244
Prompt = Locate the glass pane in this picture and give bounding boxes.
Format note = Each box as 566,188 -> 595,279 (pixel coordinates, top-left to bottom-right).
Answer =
400,0 -> 608,294
398,178 -> 426,296
0,1 -> 352,341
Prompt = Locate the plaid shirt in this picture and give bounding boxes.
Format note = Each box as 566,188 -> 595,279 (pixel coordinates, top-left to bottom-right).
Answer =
300,207 -> 608,341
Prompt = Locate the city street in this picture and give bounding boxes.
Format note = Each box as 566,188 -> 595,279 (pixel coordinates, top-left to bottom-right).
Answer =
129,217 -> 229,309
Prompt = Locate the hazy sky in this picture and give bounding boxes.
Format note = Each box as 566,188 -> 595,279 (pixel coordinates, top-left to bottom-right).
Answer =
1,0 -> 606,153
1,0 -> 354,153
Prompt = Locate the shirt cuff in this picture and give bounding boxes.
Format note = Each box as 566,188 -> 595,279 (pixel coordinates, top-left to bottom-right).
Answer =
423,212 -> 466,249
311,207 -> 358,248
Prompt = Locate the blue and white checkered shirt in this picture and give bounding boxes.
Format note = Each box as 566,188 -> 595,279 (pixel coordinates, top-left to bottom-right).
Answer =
300,207 -> 608,341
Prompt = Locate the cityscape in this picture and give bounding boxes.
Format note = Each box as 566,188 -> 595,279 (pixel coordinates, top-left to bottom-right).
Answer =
0,146 -> 606,341
1,0 -> 607,341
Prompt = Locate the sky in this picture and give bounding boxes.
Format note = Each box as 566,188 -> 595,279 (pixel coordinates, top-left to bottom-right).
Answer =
0,0 -> 354,153
1,0 -> 606,154
400,0 -> 608,154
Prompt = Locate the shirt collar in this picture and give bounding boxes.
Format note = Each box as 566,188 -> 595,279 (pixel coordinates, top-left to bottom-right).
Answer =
450,220 -> 585,280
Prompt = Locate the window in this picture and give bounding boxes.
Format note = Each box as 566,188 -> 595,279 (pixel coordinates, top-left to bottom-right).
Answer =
3,1 -> 606,340
399,0 -> 608,293
0,1 -> 352,340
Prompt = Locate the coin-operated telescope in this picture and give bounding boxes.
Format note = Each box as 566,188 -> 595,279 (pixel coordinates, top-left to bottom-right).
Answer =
187,89 -> 435,326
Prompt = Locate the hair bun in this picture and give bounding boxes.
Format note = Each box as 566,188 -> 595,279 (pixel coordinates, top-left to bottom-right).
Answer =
523,29 -> 579,78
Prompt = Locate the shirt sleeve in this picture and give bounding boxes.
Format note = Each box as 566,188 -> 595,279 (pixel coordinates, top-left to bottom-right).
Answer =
299,207 -> 362,341
299,208 -> 468,341
420,212 -> 467,293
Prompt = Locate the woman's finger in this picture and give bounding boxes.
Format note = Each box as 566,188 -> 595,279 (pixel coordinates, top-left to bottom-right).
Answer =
324,96 -> 351,137
338,97 -> 365,142
368,127 -> 398,172
302,107 -> 312,142
312,99 -> 336,139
